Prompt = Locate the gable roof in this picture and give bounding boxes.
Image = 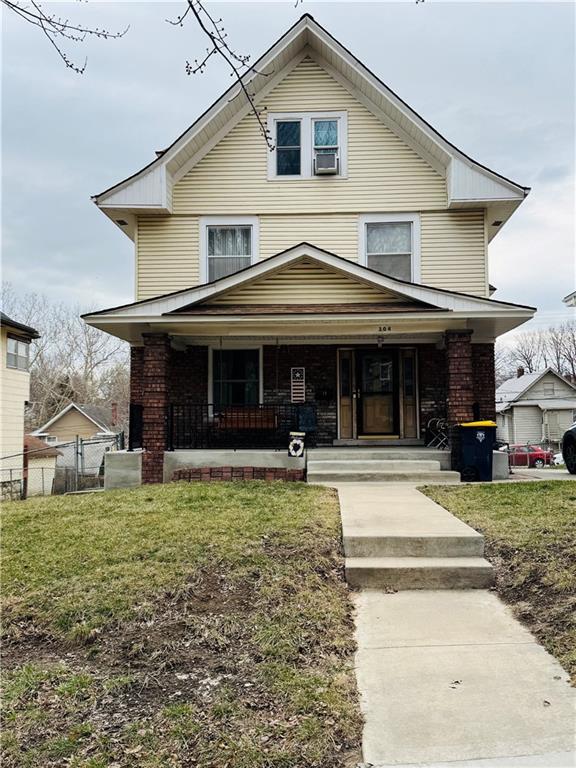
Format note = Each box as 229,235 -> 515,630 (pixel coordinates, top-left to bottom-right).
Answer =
83,243 -> 535,320
93,14 -> 529,241
1,312 -> 40,340
32,402 -> 116,436
496,367 -> 576,411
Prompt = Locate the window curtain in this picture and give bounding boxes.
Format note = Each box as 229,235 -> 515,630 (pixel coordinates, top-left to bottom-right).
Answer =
366,222 -> 411,254
207,227 -> 251,281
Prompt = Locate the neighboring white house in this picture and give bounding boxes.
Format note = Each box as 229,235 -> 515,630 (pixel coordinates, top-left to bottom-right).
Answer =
563,290 -> 576,308
496,367 -> 576,445
24,434 -> 60,497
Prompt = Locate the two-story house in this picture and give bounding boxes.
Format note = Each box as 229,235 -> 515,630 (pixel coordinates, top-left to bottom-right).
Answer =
84,15 -> 535,484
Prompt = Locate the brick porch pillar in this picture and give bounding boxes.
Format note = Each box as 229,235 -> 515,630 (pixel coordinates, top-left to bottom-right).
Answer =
141,334 -> 170,484
445,330 -> 474,424
472,343 -> 496,421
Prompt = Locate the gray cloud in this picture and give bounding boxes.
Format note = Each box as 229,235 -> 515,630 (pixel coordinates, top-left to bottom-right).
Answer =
2,1 -> 575,325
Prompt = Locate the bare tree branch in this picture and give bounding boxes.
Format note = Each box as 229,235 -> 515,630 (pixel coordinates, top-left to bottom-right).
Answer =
166,0 -> 274,150
1,0 -> 128,73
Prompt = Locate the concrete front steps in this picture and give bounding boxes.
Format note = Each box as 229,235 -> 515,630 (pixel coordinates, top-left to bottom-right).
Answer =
339,484 -> 494,590
307,447 -> 459,484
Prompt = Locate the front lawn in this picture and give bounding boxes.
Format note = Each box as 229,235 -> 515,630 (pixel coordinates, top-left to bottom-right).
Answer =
1,482 -> 362,768
423,481 -> 576,680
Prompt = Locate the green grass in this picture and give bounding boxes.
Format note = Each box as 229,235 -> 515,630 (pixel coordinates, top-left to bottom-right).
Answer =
423,481 -> 576,679
1,482 -> 362,767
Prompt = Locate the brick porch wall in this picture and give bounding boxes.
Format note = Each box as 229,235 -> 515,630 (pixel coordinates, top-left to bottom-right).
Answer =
262,345 -> 338,444
418,345 -> 447,429
173,466 -> 305,482
169,346 -> 208,403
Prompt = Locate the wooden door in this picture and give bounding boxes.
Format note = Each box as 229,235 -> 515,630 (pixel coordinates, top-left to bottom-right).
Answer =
356,350 -> 398,435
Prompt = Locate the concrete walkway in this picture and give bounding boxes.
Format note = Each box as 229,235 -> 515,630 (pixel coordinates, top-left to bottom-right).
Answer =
338,484 -> 576,767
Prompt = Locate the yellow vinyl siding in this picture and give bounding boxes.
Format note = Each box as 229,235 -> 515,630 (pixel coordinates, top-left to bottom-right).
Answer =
46,410 -> 103,442
420,210 -> 487,296
173,57 -> 446,214
137,216 -> 199,300
135,58 -> 489,299
259,214 -> 358,261
136,210 -> 487,298
211,258 -> 404,305
0,327 -> 30,475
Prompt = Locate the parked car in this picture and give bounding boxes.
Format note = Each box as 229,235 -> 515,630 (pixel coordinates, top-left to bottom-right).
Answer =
562,422 -> 576,474
552,452 -> 564,466
508,444 -> 553,468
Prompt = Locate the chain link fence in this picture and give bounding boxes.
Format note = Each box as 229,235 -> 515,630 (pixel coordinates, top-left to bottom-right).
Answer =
1,434 -> 124,501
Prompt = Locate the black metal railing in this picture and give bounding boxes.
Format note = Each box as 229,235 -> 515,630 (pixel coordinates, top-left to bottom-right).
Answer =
167,403 -> 317,450
129,403 -> 143,450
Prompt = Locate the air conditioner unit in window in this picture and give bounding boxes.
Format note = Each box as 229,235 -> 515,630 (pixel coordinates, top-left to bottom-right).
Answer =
314,151 -> 339,175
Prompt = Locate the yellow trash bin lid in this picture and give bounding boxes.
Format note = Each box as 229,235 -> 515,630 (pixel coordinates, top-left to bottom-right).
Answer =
460,420 -> 497,427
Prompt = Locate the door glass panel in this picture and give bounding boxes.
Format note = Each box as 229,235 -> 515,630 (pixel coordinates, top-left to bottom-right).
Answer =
340,356 -> 351,397
362,355 -> 393,394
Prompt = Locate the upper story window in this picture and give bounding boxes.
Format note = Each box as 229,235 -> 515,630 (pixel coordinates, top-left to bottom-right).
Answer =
268,112 -> 347,179
359,213 -> 421,283
276,120 -> 301,176
7,335 -> 30,371
200,217 -> 259,283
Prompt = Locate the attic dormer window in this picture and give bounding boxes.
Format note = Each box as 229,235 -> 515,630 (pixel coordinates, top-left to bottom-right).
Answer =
276,120 -> 301,176
268,112 -> 348,179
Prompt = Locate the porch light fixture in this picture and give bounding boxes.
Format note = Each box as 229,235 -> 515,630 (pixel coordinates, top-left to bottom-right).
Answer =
377,336 -> 385,348
116,219 -> 128,226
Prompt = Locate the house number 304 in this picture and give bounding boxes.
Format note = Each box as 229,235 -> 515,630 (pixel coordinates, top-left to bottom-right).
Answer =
378,326 -> 392,333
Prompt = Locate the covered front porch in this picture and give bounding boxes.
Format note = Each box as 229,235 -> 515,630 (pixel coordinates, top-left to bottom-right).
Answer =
125,332 -> 495,483
83,243 -> 534,484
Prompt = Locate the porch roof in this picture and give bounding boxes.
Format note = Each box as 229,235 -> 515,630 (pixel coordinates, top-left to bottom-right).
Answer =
83,243 -> 535,344
172,302 -> 443,315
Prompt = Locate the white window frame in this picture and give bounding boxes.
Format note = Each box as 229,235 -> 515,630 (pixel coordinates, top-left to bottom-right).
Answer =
208,345 -> 264,405
358,213 -> 421,283
6,335 -> 31,371
267,111 -> 348,180
199,216 -> 260,284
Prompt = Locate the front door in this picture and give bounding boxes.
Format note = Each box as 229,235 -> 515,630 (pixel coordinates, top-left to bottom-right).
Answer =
356,350 -> 399,435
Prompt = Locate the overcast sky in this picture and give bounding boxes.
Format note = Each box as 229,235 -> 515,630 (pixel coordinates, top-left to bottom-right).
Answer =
2,1 -> 575,335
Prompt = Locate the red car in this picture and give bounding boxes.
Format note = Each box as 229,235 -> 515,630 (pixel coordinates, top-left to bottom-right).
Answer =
508,444 -> 552,468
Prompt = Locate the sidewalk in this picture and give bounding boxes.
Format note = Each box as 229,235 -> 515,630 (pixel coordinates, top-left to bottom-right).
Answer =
340,485 -> 576,767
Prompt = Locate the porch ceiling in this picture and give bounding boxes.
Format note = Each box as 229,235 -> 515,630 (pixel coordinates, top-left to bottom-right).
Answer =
86,308 -> 532,345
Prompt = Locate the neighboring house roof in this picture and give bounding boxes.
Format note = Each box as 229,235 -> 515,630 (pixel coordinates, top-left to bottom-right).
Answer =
563,290 -> 576,307
93,14 -> 528,242
24,434 -> 61,457
82,243 -> 536,342
496,368 -> 576,412
1,312 -> 40,340
31,402 -> 116,437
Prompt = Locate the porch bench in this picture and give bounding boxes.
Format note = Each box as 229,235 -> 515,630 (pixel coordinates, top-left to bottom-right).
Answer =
214,407 -> 278,431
